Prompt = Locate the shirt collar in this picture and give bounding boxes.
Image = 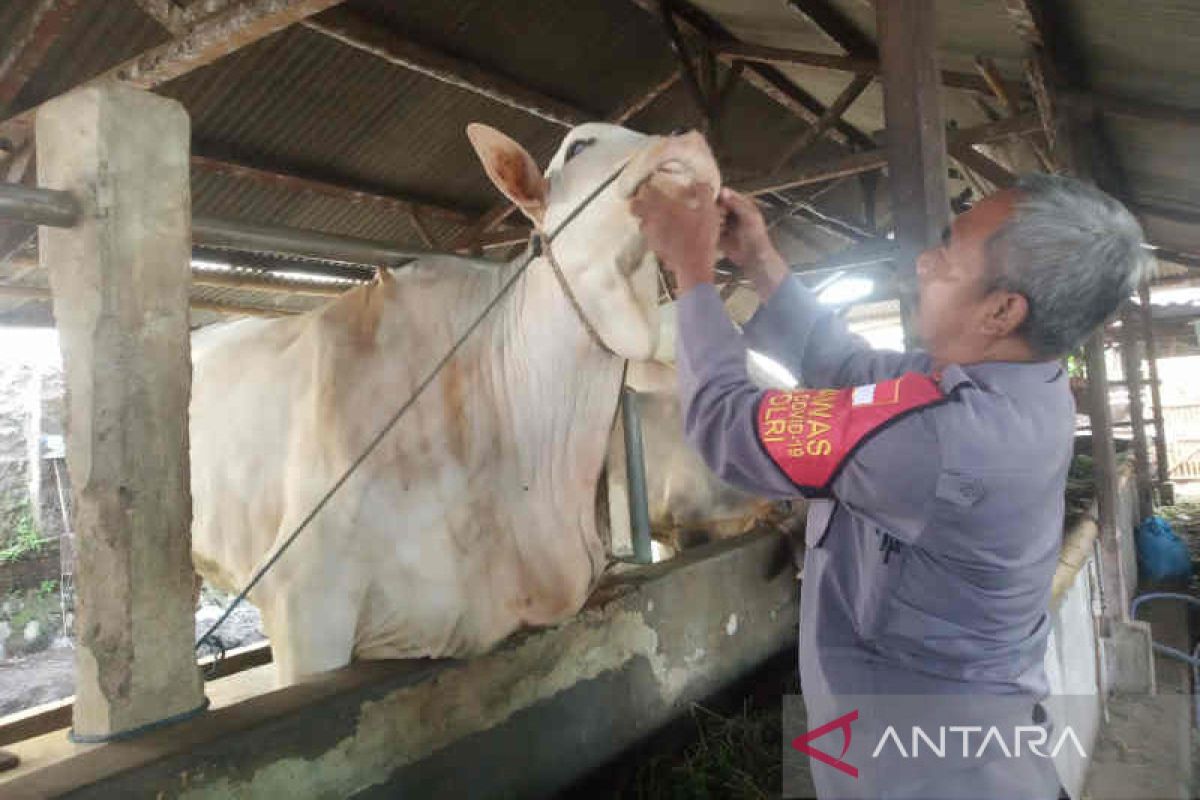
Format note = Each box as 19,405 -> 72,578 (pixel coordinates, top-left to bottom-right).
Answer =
943,360 -> 1064,395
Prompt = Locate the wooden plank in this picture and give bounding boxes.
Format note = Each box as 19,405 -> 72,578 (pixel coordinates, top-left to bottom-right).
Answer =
0,641 -> 272,750
876,0 -> 950,336
303,7 -> 592,128
1119,303 -> 1154,519
0,0 -> 83,114
1138,279 -> 1172,489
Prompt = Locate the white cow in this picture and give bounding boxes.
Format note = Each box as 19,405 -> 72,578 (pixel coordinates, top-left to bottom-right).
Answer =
189,123 -> 720,683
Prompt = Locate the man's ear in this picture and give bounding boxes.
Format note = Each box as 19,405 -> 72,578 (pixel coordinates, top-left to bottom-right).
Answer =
980,290 -> 1029,338
466,123 -> 547,225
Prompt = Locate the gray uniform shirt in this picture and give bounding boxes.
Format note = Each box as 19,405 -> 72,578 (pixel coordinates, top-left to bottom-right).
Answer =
675,277 -> 1074,699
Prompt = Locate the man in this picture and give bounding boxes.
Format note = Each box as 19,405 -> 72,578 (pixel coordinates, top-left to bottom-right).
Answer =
631,174 -> 1147,798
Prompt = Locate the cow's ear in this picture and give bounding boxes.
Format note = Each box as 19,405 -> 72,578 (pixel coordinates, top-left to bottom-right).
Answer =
467,123 -> 547,225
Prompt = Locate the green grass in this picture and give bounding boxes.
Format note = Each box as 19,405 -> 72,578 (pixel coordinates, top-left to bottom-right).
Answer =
630,702 -> 783,800
0,504 -> 43,564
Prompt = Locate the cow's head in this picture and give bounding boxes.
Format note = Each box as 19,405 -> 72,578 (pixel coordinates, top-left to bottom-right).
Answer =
467,123 -> 720,360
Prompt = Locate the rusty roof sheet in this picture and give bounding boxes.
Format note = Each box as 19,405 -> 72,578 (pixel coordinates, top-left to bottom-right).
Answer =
0,0 -> 1196,325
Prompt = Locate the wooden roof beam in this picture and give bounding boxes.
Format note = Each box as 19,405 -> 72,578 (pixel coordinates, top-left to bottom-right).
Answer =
0,0 -> 83,116
302,7 -> 593,128
740,113 -> 1041,196
627,0 -> 874,150
786,0 -> 876,57
0,0 -> 349,149
713,41 -> 1018,98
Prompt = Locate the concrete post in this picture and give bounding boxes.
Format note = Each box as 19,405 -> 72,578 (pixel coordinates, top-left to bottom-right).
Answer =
37,84 -> 206,740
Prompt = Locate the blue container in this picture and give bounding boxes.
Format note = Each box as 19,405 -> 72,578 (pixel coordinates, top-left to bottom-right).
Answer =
1135,516 -> 1192,582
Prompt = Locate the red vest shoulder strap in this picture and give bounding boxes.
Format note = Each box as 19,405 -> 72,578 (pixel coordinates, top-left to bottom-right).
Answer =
755,372 -> 945,495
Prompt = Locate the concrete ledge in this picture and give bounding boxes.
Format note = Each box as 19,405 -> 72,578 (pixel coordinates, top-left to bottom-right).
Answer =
2,529 -> 798,799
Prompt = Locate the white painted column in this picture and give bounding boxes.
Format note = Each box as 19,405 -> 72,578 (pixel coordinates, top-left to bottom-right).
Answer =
37,84 -> 205,740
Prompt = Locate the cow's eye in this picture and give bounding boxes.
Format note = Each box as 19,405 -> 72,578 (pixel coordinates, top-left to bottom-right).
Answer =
565,137 -> 596,163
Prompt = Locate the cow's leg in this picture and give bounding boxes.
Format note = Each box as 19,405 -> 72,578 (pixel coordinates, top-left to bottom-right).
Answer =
267,583 -> 359,685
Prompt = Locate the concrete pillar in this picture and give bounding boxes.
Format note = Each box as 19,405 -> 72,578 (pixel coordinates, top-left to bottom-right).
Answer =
37,84 -> 205,740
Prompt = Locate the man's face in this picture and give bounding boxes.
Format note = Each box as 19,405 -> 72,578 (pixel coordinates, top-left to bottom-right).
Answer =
914,191 -> 1019,364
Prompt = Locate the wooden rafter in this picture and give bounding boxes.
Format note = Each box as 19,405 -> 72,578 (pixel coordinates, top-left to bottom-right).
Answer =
0,0 -> 349,150
948,144 -> 1017,190
786,0 -> 876,57
189,152 -> 476,225
713,41 -> 1015,98
0,0 -> 82,115
303,7 -> 593,128
742,115 -> 1040,196
659,0 -> 712,130
771,72 -> 872,175
628,0 -> 873,150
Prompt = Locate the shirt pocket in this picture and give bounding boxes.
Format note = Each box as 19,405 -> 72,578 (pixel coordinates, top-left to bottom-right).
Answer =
856,527 -> 910,641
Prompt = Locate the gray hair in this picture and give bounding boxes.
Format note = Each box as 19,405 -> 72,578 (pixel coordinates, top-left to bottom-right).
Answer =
984,173 -> 1150,358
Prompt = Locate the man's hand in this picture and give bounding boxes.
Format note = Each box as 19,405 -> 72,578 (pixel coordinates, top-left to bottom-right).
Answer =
717,188 -> 789,300
629,181 -> 721,292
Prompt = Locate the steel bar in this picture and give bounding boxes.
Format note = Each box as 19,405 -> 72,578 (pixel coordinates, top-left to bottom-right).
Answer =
621,387 -> 654,565
191,271 -> 354,296
0,284 -> 299,317
0,182 -> 79,228
192,215 -> 430,268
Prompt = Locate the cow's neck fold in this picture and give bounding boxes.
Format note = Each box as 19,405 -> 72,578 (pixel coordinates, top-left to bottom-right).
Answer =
498,255 -> 624,577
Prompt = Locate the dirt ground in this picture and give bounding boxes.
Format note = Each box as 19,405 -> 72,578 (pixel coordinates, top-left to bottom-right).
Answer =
0,642 -> 73,716
0,595 -> 264,718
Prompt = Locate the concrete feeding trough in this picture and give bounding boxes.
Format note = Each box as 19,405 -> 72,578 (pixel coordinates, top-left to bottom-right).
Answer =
0,529 -> 799,798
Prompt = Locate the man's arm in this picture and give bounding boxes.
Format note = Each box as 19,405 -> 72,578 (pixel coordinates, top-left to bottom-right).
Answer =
677,283 -> 942,537
742,276 -> 932,389
713,189 -> 930,388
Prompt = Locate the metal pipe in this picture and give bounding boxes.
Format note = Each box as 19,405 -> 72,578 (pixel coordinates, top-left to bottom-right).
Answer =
621,387 -> 654,565
191,215 -> 432,269
0,182 -> 79,227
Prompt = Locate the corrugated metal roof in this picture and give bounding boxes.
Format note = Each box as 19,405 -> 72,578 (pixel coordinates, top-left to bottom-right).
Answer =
0,0 -> 1196,325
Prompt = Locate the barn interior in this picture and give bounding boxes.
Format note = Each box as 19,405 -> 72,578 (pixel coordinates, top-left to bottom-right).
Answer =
0,0 -> 1198,797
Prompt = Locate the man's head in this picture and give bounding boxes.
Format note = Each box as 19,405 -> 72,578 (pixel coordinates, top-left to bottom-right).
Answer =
915,173 -> 1149,365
